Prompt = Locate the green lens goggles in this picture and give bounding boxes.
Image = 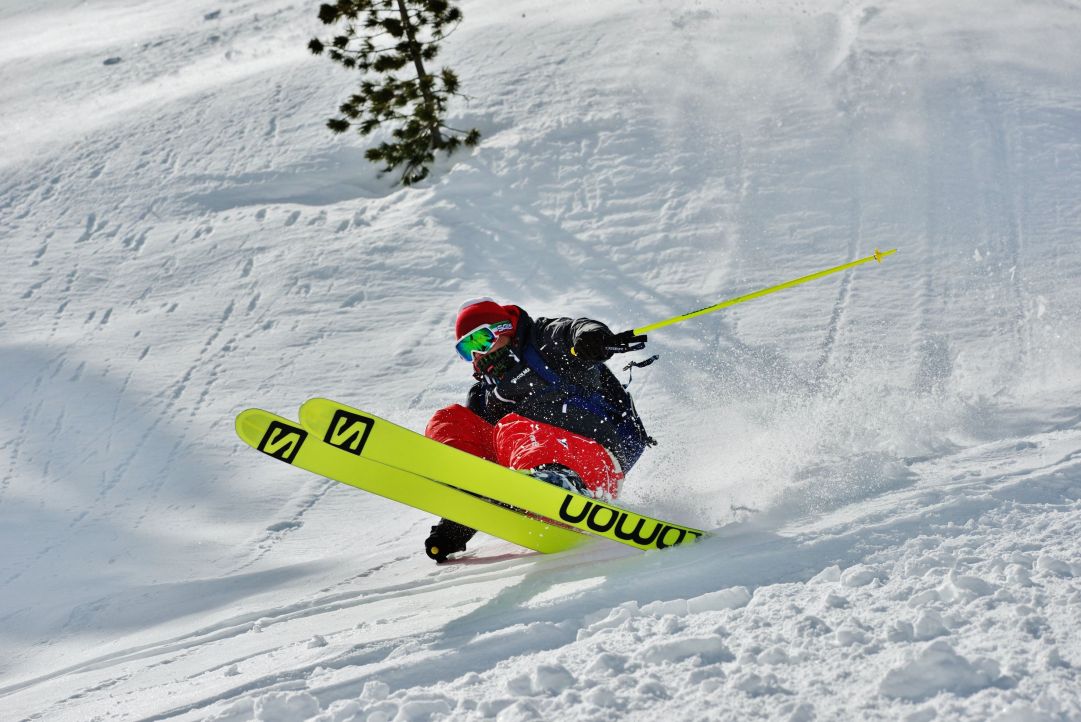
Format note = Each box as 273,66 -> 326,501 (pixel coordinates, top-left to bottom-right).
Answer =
455,322 -> 512,361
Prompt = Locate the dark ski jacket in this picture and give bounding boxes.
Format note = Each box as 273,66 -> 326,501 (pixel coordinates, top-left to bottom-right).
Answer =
466,308 -> 653,472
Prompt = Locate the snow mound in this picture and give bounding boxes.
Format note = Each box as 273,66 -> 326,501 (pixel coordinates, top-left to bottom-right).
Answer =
878,640 -> 1002,702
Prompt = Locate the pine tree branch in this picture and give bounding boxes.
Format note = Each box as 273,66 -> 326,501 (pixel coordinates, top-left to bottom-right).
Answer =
431,20 -> 463,42
440,123 -> 473,134
327,37 -> 442,58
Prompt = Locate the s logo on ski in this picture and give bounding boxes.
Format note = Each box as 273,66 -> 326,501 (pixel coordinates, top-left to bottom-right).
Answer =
258,421 -> 307,464
324,409 -> 375,456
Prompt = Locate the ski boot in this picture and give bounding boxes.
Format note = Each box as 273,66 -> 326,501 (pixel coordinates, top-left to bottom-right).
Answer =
424,518 -> 476,563
528,463 -> 589,495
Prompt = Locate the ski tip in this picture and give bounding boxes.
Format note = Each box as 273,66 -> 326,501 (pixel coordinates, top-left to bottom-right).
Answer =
299,397 -> 339,417
234,408 -> 263,437
235,408 -> 295,443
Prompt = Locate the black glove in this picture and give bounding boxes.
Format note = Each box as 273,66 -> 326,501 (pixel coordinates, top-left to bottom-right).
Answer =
573,328 -> 647,361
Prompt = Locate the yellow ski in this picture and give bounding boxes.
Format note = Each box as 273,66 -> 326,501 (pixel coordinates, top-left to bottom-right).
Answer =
235,409 -> 588,555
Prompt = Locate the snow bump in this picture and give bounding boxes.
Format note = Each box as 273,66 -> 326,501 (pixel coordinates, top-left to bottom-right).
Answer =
637,635 -> 734,665
879,641 -> 1001,701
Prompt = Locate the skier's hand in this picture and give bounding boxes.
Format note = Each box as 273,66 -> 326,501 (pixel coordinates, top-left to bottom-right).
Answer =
572,328 -> 647,361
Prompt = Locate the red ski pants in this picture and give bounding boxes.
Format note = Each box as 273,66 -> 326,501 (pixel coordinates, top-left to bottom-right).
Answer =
425,404 -> 622,498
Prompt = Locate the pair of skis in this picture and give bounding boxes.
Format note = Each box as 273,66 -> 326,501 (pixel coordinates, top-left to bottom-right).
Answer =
235,399 -> 705,557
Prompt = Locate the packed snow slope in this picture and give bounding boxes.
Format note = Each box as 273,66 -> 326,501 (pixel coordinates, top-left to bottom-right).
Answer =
3,0 -> 1081,719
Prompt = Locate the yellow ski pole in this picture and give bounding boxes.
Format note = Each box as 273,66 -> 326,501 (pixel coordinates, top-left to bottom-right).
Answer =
573,248 -> 897,355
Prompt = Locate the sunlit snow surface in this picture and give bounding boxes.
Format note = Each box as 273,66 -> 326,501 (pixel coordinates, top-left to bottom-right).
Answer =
2,0 -> 1081,719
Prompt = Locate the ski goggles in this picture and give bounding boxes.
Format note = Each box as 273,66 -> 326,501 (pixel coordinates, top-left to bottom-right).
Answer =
455,321 -> 513,361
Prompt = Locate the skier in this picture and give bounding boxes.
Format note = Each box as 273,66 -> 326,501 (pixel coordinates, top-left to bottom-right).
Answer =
424,297 -> 654,561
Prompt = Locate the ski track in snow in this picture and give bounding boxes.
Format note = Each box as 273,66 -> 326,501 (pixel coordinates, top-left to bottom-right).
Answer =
2,0 -> 1081,720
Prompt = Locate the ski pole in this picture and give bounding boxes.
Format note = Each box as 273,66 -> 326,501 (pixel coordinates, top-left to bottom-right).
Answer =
573,248 -> 897,355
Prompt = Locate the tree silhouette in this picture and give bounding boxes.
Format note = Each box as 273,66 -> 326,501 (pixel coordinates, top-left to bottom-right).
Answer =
309,0 -> 480,186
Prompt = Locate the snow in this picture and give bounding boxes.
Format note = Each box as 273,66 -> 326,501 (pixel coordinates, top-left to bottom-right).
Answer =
2,0 -> 1081,719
